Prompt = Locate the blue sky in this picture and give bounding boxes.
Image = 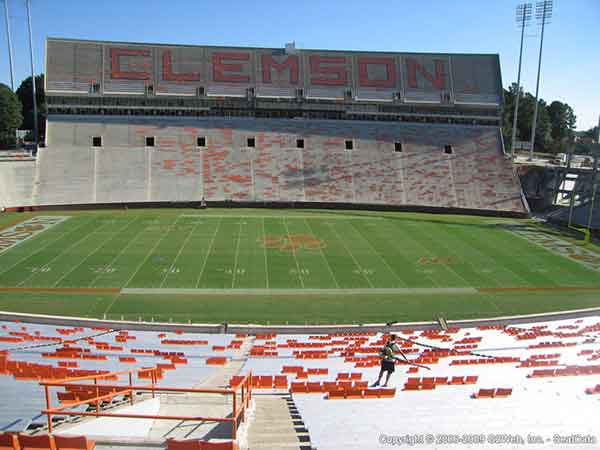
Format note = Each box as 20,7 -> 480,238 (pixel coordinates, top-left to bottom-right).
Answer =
0,0 -> 597,130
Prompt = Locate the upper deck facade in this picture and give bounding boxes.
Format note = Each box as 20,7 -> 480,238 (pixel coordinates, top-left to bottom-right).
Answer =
45,38 -> 503,124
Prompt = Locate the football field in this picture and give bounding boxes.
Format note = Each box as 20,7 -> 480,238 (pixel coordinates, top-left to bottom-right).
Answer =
0,209 -> 599,323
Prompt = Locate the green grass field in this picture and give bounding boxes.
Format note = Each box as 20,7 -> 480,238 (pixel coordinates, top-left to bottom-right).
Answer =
0,209 -> 599,324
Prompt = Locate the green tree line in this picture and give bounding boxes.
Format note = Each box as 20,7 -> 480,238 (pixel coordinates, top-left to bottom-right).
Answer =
0,74 -> 45,148
502,82 -> 584,155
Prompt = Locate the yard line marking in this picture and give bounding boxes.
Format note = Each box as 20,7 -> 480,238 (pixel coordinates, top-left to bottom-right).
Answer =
159,220 -> 200,288
101,291 -> 122,318
262,217 -> 269,289
195,217 -> 223,288
123,216 -> 183,288
231,220 -> 244,288
282,217 -> 304,288
180,214 -> 384,220
52,217 -> 138,287
16,219 -> 106,287
328,222 -> 374,288
446,224 -> 532,286
88,218 -> 150,287
304,218 -> 340,289
348,220 -> 407,287
0,217 -> 86,277
122,287 -> 479,295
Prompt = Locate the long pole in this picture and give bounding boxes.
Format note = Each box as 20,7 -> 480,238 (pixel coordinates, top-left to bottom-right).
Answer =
511,4 -> 530,157
529,1 -> 551,159
26,0 -> 38,150
3,0 -> 15,90
587,183 -> 597,233
587,156 -> 599,233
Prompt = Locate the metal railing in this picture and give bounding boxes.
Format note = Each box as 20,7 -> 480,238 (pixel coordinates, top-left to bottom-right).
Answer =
39,367 -> 253,440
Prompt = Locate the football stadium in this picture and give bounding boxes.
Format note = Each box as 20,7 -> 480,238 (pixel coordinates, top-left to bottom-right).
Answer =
0,1 -> 599,449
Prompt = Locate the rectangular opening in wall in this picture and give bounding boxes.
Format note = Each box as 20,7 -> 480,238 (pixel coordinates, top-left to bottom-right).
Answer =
247,137 -> 255,148
145,136 -> 155,147
92,136 -> 102,148
444,144 -> 453,155
345,140 -> 353,151
197,136 -> 206,148
394,142 -> 403,153
296,138 -> 304,149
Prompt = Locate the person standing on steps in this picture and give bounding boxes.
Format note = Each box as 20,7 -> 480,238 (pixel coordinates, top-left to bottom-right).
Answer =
371,334 -> 407,387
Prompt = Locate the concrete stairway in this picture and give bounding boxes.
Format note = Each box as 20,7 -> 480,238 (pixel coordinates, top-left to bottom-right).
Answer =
243,393 -> 312,450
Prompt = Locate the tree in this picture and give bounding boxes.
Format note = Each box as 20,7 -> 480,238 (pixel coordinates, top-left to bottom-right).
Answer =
16,74 -> 46,142
0,83 -> 23,148
547,100 -> 577,153
502,83 -> 552,153
574,126 -> 600,155
581,126 -> 599,141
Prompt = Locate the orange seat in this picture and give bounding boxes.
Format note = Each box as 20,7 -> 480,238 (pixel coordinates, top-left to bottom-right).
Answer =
449,376 -> 464,385
54,435 -> 95,450
203,443 -> 238,450
306,382 -> 322,393
274,375 -> 287,389
290,382 -> 307,393
473,388 -> 495,399
345,389 -> 363,399
378,388 -> 396,398
327,390 -> 345,400
18,434 -> 57,450
495,388 -> 512,397
322,382 -> 338,392
258,376 -> 273,388
363,389 -> 380,398
0,433 -> 19,450
337,381 -> 352,390
464,376 -> 478,384
166,439 -> 203,450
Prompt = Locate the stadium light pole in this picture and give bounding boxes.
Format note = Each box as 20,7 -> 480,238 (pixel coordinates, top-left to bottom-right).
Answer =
3,0 -> 15,90
510,3 -> 532,158
26,0 -> 38,151
528,0 -> 553,159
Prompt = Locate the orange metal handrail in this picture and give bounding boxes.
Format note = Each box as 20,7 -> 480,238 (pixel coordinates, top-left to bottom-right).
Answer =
39,368 -> 253,441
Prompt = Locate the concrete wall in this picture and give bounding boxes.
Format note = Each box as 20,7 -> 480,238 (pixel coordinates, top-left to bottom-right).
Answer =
0,116 -> 526,214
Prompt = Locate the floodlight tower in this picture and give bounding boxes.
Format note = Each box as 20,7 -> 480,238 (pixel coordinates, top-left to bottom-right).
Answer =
3,0 -> 15,90
510,3 -> 532,157
26,0 -> 38,151
528,0 -> 553,159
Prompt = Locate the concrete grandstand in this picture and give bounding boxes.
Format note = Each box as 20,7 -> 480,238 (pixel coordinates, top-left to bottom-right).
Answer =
0,38 -> 526,215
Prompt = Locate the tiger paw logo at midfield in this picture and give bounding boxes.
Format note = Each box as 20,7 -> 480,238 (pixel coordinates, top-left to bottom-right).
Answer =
258,234 -> 326,252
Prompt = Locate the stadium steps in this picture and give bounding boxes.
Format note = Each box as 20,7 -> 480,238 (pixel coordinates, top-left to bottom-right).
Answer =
196,336 -> 256,389
243,393 -> 312,450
